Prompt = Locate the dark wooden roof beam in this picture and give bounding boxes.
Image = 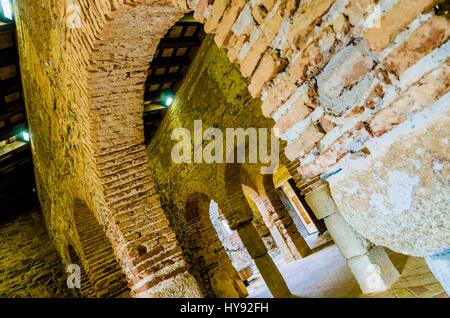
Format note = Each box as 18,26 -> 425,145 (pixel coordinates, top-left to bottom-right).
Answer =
149,56 -> 191,69
158,36 -> 201,49
147,72 -> 182,85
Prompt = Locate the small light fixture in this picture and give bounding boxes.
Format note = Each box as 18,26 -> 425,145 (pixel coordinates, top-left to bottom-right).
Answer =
165,97 -> 174,106
1,0 -> 13,20
21,131 -> 30,142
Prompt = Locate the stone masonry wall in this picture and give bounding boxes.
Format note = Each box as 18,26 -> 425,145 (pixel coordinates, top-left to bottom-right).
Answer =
188,0 -> 449,257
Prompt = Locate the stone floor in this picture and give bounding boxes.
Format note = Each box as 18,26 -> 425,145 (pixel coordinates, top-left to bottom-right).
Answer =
246,244 -> 448,298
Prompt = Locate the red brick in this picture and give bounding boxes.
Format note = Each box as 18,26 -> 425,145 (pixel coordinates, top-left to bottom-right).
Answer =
214,0 -> 246,48
344,0 -> 377,27
262,4 -> 284,39
365,0 -> 442,52
287,0 -> 335,49
383,15 -> 450,77
226,33 -> 248,63
322,45 -> 375,99
194,0 -> 212,23
274,93 -> 314,135
204,0 -> 231,33
319,115 -> 336,133
240,33 -> 271,77
370,61 -> 449,136
261,75 -> 297,117
284,125 -> 325,161
298,124 -> 370,178
248,52 -> 287,98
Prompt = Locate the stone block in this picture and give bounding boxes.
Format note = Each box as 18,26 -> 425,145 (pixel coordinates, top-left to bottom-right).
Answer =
304,184 -> 338,220
324,212 -> 371,259
347,246 -> 400,294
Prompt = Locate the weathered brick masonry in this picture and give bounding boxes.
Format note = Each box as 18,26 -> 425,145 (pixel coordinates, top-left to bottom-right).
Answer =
14,0 -> 449,297
147,35 -> 309,297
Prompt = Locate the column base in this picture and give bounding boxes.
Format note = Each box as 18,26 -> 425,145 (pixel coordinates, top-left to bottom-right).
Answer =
347,246 -> 400,294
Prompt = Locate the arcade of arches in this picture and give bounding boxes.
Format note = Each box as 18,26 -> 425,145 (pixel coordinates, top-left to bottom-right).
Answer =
0,0 -> 449,298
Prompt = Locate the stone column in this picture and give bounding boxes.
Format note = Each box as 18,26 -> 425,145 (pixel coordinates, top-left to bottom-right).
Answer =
237,221 -> 292,298
425,248 -> 450,294
304,181 -> 400,294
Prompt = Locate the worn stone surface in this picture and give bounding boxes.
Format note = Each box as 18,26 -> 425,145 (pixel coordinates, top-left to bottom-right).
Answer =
347,246 -> 400,294
324,212 -> 371,260
304,185 -> 338,220
328,94 -> 450,257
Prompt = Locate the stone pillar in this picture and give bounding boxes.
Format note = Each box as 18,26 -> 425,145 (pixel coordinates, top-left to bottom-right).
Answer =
237,221 -> 292,298
425,248 -> 450,294
304,181 -> 400,294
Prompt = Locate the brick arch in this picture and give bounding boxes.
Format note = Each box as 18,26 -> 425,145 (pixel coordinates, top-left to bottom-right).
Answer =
72,199 -> 129,297
241,183 -> 281,254
81,0 -> 204,297
184,192 -> 247,298
222,162 -> 292,297
241,182 -> 273,234
80,0 -> 299,296
223,163 -> 255,228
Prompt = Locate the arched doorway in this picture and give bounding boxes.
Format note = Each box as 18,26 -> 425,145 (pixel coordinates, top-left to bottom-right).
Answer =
185,192 -> 247,298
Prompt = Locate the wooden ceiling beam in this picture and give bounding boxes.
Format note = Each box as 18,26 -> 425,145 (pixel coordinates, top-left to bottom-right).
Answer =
149,56 -> 191,69
158,36 -> 201,49
147,72 -> 182,85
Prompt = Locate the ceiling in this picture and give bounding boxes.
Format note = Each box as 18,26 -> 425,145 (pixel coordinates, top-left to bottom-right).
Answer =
143,13 -> 205,144
0,20 -> 37,220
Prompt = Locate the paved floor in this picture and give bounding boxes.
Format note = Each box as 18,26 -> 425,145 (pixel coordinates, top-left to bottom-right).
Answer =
247,244 -> 362,298
246,243 -> 448,298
